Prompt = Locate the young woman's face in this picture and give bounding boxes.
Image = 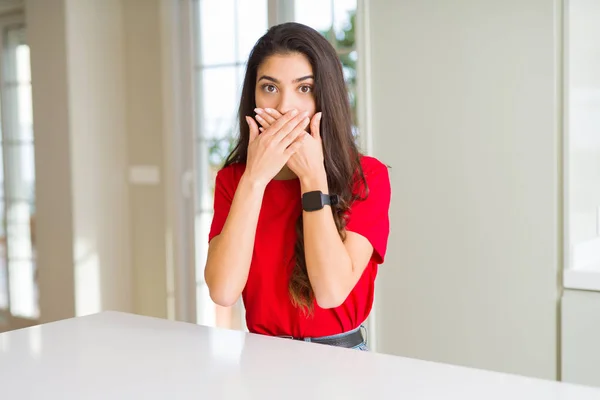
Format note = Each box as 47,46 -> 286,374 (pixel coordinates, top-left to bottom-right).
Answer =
255,52 -> 316,118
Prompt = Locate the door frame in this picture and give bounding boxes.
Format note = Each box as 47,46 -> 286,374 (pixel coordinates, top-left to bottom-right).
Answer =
159,0 -> 198,324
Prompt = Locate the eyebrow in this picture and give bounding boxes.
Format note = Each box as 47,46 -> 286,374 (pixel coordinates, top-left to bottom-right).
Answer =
258,75 -> 314,84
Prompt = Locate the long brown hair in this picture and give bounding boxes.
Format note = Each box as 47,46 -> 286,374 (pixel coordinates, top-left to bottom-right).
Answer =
223,22 -> 367,314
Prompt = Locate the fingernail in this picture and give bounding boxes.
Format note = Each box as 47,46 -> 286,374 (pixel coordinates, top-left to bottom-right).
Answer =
254,108 -> 262,114
318,112 -> 323,119
245,116 -> 250,124
291,109 -> 298,116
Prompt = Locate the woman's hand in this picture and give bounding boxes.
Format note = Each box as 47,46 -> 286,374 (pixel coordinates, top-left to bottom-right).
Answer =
255,108 -> 325,185
244,109 -> 310,187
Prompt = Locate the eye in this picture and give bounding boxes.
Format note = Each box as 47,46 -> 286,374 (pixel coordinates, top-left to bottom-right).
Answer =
299,85 -> 313,94
262,84 -> 277,93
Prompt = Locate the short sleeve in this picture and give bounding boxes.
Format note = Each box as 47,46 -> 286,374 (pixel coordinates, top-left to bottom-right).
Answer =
208,166 -> 236,243
345,158 -> 391,264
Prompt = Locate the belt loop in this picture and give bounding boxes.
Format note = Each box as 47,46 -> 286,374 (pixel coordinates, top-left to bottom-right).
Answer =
360,325 -> 368,346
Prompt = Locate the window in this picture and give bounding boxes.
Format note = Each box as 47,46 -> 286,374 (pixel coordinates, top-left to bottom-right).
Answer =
192,0 -> 269,330
0,22 -> 37,328
191,0 -> 359,330
562,0 -> 600,292
295,0 -> 359,134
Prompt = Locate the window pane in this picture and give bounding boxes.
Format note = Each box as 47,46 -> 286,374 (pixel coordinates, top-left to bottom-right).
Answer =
7,203 -> 37,318
0,199 -> 6,310
16,45 -> 33,142
6,204 -> 34,273
295,0 -> 333,33
236,0 -> 268,63
0,141 -> 4,199
2,82 -> 34,143
3,33 -> 32,143
193,1 -> 267,332
201,66 -> 240,140
295,0 -> 358,132
198,0 -> 236,66
1,26 -> 37,319
237,64 -> 246,94
16,44 -> 30,83
567,0 -> 600,248
200,66 -> 242,180
4,143 -> 35,203
333,0 -> 357,47
15,81 -> 33,142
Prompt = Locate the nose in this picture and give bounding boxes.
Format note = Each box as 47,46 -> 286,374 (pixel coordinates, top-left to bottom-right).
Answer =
276,91 -> 297,115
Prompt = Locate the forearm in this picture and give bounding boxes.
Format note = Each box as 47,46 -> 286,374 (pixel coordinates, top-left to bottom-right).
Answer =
301,173 -> 354,308
205,175 -> 265,306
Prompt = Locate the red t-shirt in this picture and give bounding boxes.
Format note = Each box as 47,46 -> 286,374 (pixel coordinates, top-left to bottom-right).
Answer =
208,155 -> 391,338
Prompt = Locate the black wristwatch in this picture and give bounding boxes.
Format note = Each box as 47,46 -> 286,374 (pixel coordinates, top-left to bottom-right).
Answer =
301,191 -> 339,212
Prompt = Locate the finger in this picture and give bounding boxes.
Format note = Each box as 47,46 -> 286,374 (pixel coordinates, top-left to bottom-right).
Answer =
259,127 -> 265,133
272,111 -> 309,142
255,114 -> 271,129
283,136 -> 306,157
310,112 -> 322,140
279,117 -> 310,149
263,109 -> 299,136
246,116 -> 259,142
256,108 -> 278,125
263,108 -> 283,122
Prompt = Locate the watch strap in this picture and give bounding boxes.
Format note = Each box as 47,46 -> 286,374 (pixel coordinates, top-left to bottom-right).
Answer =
302,190 -> 338,211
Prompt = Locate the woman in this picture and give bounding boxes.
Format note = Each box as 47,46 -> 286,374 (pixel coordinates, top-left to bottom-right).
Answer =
205,22 -> 390,351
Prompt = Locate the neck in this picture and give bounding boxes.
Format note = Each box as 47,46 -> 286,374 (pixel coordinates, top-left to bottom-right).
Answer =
273,166 -> 297,181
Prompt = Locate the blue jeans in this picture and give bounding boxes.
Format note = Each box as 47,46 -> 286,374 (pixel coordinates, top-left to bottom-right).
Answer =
301,325 -> 369,351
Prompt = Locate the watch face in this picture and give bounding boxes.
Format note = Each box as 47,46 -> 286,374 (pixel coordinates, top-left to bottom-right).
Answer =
302,191 -> 324,211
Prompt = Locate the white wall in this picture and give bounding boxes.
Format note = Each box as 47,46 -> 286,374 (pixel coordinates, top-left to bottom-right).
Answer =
26,0 -> 169,323
27,0 -> 132,319
122,0 -> 169,319
64,0 -> 132,316
27,0 -> 76,323
369,0 -> 559,379
562,290 -> 600,387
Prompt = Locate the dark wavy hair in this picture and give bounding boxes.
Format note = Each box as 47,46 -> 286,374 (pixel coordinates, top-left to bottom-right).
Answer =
222,22 -> 367,314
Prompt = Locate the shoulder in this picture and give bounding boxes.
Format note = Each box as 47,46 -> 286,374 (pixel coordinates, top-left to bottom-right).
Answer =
216,162 -> 246,185
344,155 -> 391,254
214,163 -> 246,198
359,155 -> 389,177
353,155 -> 390,197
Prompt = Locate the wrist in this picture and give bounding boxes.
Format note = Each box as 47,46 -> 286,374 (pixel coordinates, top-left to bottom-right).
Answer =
300,168 -> 328,193
239,173 -> 268,194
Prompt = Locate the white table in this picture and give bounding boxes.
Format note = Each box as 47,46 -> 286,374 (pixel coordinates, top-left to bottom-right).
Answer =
1,312 -> 599,399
